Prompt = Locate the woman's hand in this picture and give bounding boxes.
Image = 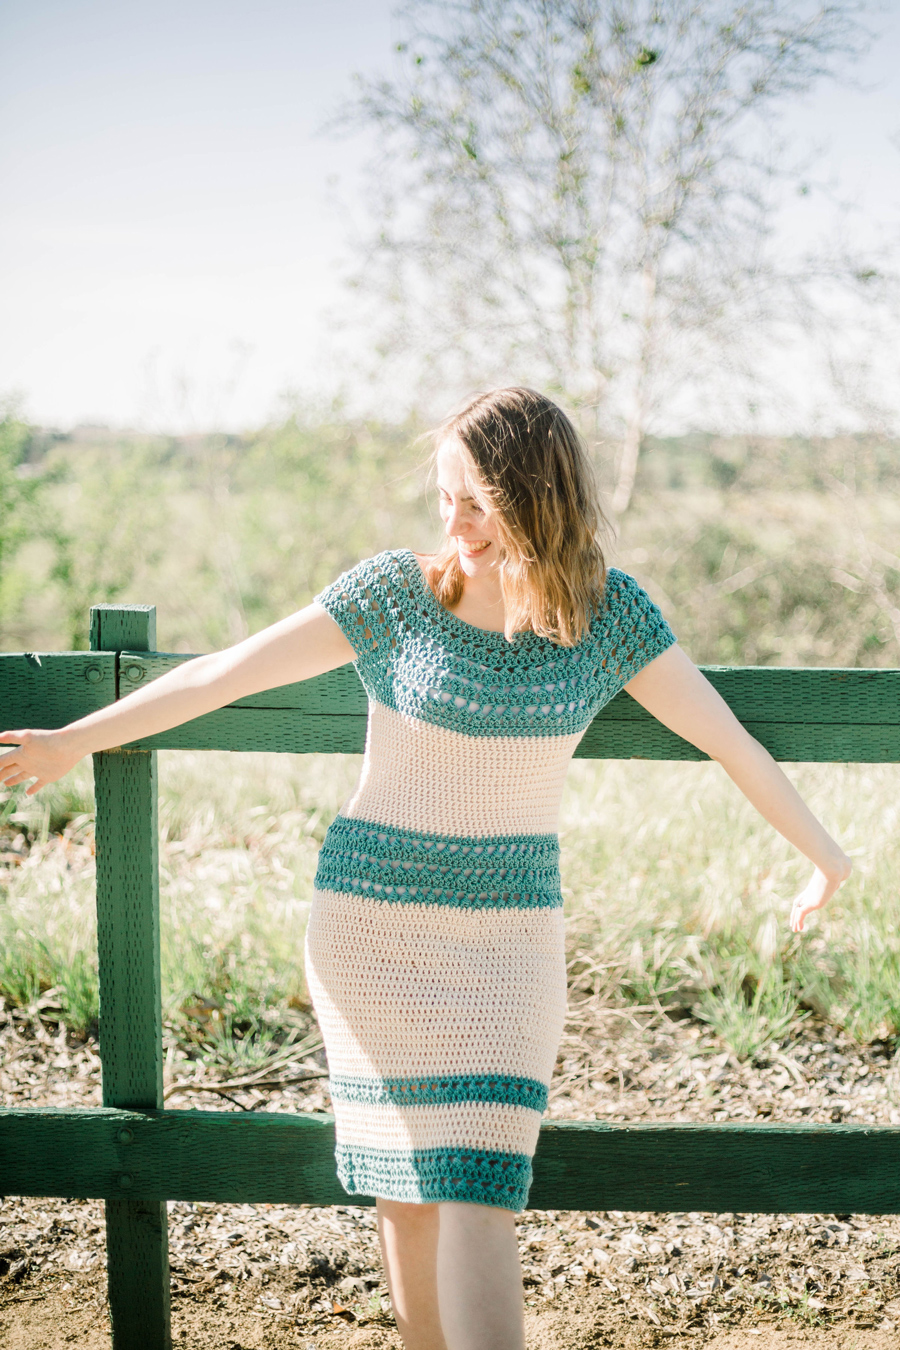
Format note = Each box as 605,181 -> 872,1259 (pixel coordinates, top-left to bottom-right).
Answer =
0,728 -> 84,796
790,857 -> 853,934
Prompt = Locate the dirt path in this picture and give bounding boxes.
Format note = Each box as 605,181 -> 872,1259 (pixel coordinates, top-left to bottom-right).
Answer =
1,1278 -> 898,1350
4,1193 -> 900,1347
4,1008 -> 900,1347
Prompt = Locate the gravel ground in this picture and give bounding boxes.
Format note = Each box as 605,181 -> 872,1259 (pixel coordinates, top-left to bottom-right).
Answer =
3,995 -> 900,1347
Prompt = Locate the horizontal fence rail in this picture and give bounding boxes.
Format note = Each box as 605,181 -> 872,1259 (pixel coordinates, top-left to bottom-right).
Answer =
2,609 -> 900,1350
4,1109 -> 900,1215
3,649 -> 900,759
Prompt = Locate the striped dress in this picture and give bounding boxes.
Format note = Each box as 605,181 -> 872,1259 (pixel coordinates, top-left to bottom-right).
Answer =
306,548 -> 675,1210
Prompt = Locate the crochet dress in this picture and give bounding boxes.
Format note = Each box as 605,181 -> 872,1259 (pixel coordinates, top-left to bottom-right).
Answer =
307,548 -> 676,1211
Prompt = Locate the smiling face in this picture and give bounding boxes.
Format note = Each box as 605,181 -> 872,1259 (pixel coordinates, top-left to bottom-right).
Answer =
435,435 -> 504,578
426,387 -> 607,644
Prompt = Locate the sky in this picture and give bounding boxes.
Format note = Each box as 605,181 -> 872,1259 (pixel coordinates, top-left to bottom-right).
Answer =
1,0 -> 898,433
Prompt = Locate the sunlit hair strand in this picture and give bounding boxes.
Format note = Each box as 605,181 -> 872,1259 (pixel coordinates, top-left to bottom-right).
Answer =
426,387 -> 609,645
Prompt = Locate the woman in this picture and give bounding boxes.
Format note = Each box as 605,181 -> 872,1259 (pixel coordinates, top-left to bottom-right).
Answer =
0,387 -> 851,1350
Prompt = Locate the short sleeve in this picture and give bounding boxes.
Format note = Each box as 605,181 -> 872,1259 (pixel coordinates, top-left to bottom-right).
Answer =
314,551 -> 407,692
591,569 -> 676,706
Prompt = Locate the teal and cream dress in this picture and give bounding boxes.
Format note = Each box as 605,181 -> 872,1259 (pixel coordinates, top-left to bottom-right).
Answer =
307,549 -> 675,1210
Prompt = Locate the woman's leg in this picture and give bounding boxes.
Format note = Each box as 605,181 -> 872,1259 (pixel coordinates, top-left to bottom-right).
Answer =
376,1197 -> 525,1350
436,1202 -> 525,1350
376,1198 -> 447,1350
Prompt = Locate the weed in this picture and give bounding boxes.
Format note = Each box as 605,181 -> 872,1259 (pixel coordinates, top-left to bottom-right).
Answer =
695,965 -> 804,1062
2,752 -> 899,1056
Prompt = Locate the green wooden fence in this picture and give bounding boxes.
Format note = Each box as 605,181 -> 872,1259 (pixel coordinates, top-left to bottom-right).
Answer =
1,603 -> 900,1350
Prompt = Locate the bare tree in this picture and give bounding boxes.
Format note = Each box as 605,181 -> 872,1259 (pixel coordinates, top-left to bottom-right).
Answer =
339,0 -> 873,511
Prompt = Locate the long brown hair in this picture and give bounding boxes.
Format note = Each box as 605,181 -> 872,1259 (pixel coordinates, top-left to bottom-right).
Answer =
426,387 -> 609,645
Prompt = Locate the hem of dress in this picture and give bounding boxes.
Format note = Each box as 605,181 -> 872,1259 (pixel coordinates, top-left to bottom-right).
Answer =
335,1144 -> 532,1212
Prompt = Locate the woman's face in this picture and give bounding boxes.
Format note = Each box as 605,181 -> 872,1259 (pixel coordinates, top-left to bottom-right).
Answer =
436,436 -> 503,578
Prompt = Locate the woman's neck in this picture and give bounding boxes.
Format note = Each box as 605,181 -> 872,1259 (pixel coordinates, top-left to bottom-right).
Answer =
413,551 -> 508,633
450,568 -> 507,632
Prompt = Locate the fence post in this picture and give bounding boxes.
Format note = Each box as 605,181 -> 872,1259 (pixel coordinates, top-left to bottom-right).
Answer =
91,605 -> 171,1350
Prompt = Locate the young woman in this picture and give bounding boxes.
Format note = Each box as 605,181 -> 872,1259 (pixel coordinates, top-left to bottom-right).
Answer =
0,387 -> 851,1350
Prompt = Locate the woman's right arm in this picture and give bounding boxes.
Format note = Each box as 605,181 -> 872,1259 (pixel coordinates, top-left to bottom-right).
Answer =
0,602 -> 356,795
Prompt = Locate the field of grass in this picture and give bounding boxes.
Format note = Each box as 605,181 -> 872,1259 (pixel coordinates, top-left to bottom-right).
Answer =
3,418 -> 899,1070
3,417 -> 900,671
2,750 -> 898,1067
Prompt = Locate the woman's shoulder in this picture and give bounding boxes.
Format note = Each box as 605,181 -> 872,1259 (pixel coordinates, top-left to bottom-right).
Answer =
589,566 -> 676,651
599,566 -> 646,610
323,547 -> 420,591
596,566 -> 661,612
314,549 -> 427,667
317,548 -> 432,630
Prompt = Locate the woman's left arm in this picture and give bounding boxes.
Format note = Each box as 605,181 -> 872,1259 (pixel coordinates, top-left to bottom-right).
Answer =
624,645 -> 852,932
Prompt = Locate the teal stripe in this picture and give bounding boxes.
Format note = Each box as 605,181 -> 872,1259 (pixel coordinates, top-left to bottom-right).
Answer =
315,551 -> 677,739
335,1144 -> 532,1211
330,1072 -> 548,1112
315,815 -> 562,911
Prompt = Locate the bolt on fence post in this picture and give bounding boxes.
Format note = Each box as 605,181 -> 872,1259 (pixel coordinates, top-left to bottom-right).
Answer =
90,604 -> 171,1350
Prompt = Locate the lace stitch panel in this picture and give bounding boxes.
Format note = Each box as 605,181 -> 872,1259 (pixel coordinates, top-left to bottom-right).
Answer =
315,816 -> 562,910
335,1144 -> 533,1210
329,1072 -> 548,1112
314,551 -> 411,699
316,551 -> 676,738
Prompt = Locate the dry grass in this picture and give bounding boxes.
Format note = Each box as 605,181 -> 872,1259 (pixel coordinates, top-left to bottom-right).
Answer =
0,752 -> 358,1056
562,758 -> 900,1047
2,751 -> 899,1060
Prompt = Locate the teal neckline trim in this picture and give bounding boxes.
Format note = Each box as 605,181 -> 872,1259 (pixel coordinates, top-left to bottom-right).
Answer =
399,549 -> 538,647
314,549 -> 677,739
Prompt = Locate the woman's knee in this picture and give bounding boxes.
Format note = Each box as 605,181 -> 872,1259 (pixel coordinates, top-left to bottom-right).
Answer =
377,1197 -> 440,1229
438,1201 -> 517,1231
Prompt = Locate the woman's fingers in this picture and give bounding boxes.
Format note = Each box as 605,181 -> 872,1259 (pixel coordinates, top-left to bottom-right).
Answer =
0,731 -> 25,775
0,733 -> 27,783
0,731 -> 68,795
0,760 -> 23,786
0,732 -> 27,778
790,864 -> 849,933
791,897 -> 822,933
791,879 -> 820,934
790,896 -> 815,933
